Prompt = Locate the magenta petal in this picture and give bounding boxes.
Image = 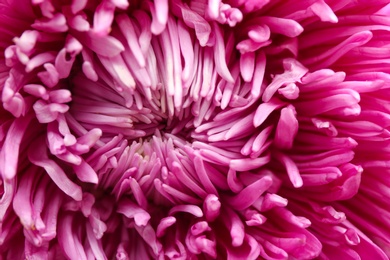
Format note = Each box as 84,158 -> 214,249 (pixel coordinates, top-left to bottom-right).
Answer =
32,13 -> 68,33
273,151 -> 303,188
38,63 -> 59,87
134,224 -> 161,255
72,160 -> 99,184
309,0 -> 338,23
213,23 -> 234,83
224,176 -> 273,210
178,3 -> 212,46
154,0 -> 168,26
0,113 -> 33,179
71,0 -> 88,14
274,105 -> 298,149
194,156 -> 218,194
254,98 -> 286,127
290,229 -> 322,259
0,178 -> 16,224
58,214 -> 88,260
191,221 -> 211,236
262,59 -> 308,102
194,236 -> 217,258
149,0 -> 168,35
117,198 -> 151,226
344,221 -> 389,260
229,155 -> 271,171
203,194 -> 221,222
28,137 -> 82,201
12,171 -> 34,229
73,30 -> 125,57
251,51 -> 267,97
92,0 -> 115,36
240,51 -> 255,82
116,14 -> 146,68
207,0 -> 220,19
86,222 -> 108,260
156,216 -> 176,238
257,16 -> 303,37
169,205 -> 203,218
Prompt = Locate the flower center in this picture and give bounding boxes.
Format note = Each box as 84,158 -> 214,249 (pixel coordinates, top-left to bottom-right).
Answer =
68,69 -> 198,143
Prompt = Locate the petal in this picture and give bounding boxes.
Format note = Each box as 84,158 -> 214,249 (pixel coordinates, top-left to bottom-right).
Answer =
0,113 -> 33,179
224,176 -> 273,210
28,137 -> 83,201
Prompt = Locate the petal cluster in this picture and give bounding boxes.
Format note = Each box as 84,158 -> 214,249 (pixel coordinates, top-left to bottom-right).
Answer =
0,0 -> 390,259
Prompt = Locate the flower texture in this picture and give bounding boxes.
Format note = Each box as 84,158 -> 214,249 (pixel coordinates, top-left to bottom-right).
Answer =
0,0 -> 390,259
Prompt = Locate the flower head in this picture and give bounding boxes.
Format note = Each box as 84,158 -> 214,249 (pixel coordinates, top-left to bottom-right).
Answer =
0,0 -> 390,259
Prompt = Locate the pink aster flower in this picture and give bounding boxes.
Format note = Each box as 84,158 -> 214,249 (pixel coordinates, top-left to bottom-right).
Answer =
0,0 -> 390,259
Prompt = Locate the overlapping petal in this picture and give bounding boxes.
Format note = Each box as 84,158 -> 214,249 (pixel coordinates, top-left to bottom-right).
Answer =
0,0 -> 389,259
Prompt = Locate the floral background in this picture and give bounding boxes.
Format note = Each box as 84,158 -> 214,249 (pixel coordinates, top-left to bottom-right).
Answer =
0,0 -> 389,259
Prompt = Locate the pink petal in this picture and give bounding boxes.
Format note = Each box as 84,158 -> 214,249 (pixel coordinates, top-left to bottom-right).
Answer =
0,114 -> 33,179
117,198 -> 151,226
28,137 -> 83,201
224,176 -> 273,210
